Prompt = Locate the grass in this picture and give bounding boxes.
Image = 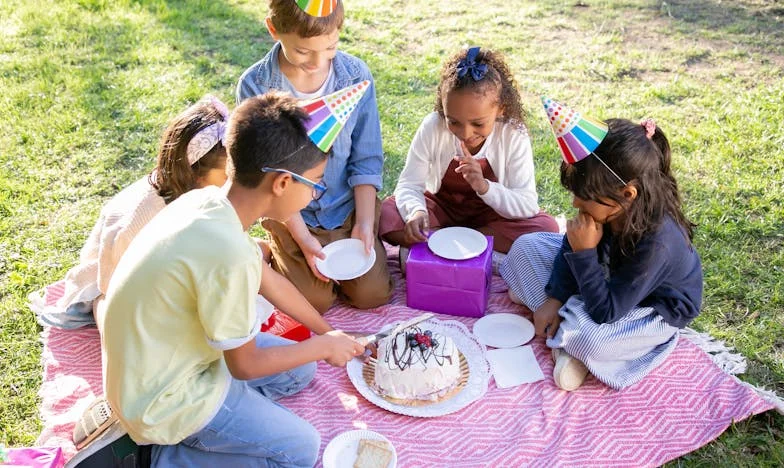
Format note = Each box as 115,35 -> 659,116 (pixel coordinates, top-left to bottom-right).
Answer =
1,0 -> 782,464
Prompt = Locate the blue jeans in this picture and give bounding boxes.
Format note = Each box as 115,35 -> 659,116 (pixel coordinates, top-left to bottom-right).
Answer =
151,334 -> 319,467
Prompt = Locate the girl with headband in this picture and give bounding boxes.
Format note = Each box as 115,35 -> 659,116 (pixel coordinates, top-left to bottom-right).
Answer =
32,95 -> 230,329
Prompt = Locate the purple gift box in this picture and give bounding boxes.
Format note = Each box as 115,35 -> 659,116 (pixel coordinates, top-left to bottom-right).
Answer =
406,236 -> 493,318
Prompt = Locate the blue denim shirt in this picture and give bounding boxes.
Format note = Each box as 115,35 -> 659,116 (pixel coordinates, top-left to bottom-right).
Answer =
236,42 -> 384,229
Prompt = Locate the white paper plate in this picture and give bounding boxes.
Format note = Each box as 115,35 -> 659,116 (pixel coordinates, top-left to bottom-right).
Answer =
322,429 -> 397,468
427,226 -> 488,260
472,313 -> 535,348
315,238 -> 376,280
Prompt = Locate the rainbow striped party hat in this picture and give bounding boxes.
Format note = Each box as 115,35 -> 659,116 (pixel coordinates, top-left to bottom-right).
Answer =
541,96 -> 608,164
301,80 -> 369,152
295,0 -> 337,17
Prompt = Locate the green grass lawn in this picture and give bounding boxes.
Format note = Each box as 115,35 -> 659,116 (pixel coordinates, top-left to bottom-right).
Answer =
1,0 -> 782,464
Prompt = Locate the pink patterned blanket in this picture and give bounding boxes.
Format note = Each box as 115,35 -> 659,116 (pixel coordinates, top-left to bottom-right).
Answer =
36,266 -> 773,466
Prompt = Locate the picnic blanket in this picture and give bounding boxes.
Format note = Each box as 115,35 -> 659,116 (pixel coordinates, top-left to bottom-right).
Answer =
35,254 -> 780,466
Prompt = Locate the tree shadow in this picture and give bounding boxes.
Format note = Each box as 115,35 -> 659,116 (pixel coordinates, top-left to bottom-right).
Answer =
64,0 -> 274,172
660,0 -> 784,61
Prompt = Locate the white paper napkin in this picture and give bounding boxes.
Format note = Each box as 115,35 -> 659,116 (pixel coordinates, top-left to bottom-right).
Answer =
486,345 -> 545,388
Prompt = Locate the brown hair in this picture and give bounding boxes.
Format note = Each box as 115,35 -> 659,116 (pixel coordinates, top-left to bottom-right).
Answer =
150,97 -> 228,204
561,119 -> 695,258
435,47 -> 526,126
268,0 -> 344,37
225,91 -> 327,188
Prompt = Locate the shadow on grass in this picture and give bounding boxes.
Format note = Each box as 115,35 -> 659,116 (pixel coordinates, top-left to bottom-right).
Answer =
64,0 -> 274,170
661,0 -> 784,60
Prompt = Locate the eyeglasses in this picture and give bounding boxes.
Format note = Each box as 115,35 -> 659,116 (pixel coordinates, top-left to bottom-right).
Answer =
261,167 -> 328,201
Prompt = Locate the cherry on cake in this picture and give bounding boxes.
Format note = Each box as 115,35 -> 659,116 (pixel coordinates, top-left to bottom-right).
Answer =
373,327 -> 461,401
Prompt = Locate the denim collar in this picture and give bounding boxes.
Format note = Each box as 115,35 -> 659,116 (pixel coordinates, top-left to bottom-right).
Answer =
254,42 -> 362,92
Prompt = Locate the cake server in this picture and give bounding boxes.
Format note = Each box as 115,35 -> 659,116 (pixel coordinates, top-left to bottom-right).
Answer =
358,312 -> 435,346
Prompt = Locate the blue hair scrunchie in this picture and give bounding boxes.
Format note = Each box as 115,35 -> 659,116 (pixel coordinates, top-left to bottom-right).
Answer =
456,46 -> 488,81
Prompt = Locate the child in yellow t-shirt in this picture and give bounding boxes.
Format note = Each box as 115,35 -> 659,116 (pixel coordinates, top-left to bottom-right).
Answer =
97,91 -> 365,466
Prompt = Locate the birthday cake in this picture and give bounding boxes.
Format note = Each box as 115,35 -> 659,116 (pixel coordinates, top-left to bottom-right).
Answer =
373,327 -> 461,401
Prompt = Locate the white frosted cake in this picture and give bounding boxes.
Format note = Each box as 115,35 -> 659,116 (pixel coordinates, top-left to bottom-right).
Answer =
373,327 -> 461,401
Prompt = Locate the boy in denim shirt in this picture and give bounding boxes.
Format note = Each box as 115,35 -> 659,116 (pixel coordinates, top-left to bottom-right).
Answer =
237,0 -> 392,313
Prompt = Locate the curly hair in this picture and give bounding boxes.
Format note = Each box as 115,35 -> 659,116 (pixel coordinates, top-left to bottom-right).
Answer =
560,119 -> 695,259
434,47 -> 525,126
151,97 -> 228,204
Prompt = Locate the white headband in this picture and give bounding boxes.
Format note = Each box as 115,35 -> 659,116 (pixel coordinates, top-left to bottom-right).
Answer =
186,95 -> 230,165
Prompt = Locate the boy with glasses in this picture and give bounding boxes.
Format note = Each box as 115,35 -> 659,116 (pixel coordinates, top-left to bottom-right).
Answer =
95,92 -> 366,466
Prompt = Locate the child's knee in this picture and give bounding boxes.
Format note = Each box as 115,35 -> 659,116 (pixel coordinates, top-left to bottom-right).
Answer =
345,278 -> 393,310
290,424 -> 320,467
348,290 -> 391,310
510,232 -> 546,253
308,287 -> 337,314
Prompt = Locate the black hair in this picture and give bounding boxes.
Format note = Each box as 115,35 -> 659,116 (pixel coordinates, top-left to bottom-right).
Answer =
561,118 -> 695,257
225,91 -> 327,188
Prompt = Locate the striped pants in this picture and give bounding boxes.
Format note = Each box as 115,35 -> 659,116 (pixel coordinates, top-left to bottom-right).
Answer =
499,232 -> 678,390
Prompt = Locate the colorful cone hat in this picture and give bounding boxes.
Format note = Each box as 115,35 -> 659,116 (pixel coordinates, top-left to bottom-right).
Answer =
295,0 -> 337,17
541,96 -> 608,164
301,80 -> 369,152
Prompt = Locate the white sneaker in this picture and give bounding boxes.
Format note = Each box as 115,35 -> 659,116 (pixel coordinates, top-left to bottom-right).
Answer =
552,348 -> 589,391
491,250 -> 506,276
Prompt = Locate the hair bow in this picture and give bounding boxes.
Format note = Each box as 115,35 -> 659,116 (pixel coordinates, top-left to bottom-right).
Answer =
641,118 -> 656,140
456,46 -> 488,81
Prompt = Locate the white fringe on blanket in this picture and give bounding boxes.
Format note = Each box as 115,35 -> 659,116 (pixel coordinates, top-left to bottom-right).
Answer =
680,327 -> 784,414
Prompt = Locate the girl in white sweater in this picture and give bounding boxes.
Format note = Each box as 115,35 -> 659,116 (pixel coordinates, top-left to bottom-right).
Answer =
32,95 -> 230,328
379,47 -> 558,257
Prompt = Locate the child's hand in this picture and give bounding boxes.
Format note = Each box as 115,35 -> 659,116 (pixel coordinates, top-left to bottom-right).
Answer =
351,220 -> 375,254
534,297 -> 563,339
300,233 -> 331,282
403,211 -> 429,244
566,212 -> 603,251
342,330 -> 378,357
454,141 -> 489,195
318,330 -> 366,367
253,237 -> 272,263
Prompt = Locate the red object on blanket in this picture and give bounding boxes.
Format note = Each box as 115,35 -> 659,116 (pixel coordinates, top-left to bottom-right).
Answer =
260,311 -> 311,342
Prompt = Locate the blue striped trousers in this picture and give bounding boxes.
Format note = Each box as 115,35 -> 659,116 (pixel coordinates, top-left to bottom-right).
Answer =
499,232 -> 678,390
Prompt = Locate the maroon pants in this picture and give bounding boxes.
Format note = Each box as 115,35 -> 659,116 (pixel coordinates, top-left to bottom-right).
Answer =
379,195 -> 559,253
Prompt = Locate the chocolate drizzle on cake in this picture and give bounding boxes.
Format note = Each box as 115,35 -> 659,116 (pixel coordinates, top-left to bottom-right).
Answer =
383,326 -> 453,370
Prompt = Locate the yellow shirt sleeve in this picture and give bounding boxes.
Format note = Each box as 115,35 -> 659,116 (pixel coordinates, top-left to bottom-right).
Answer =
197,255 -> 262,350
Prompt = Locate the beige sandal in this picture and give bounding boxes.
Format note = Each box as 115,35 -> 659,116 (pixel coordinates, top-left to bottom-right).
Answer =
73,397 -> 118,450
552,349 -> 589,392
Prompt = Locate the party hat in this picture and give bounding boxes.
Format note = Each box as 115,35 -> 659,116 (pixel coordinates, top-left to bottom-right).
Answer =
541,96 -> 608,164
301,80 -> 369,152
295,0 -> 337,17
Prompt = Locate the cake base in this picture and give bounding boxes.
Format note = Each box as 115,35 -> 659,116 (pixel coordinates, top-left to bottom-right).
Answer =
363,352 -> 469,407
